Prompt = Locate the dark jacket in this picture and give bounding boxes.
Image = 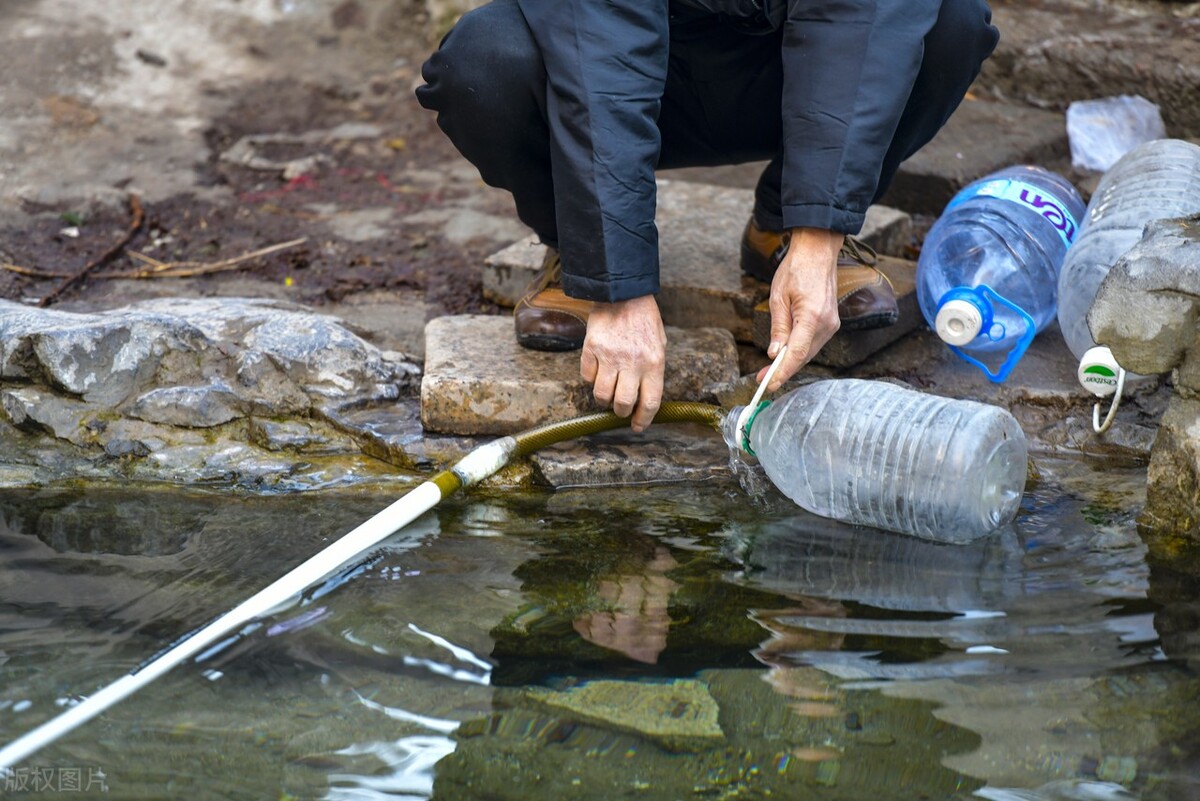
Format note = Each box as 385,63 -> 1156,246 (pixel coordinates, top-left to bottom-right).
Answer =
516,0 -> 948,303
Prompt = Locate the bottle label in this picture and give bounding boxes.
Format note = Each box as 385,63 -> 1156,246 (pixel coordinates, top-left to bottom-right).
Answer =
946,179 -> 1080,249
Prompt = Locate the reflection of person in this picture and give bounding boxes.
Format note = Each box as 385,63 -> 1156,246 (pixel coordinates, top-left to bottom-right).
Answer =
418,1 -> 999,431
572,546 -> 679,665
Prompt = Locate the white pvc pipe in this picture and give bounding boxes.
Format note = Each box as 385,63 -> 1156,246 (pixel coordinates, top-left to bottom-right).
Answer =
0,480 -> 445,771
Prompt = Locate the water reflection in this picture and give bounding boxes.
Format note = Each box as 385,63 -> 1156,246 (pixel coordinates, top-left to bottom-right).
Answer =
0,464 -> 1198,800
723,503 -> 1155,682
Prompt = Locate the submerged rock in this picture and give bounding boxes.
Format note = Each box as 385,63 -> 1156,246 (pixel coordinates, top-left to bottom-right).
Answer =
523,679 -> 724,753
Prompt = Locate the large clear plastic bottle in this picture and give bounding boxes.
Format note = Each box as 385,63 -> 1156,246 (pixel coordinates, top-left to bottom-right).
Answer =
1057,138 -> 1200,361
724,379 -> 1028,543
916,165 -> 1085,382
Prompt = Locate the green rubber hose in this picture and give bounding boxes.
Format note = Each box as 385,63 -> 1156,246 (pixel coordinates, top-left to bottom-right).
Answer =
512,400 -> 725,457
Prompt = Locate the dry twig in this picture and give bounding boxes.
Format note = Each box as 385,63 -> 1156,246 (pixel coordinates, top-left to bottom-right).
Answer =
39,194 -> 144,307
0,236 -> 307,282
117,238 -> 307,278
0,263 -> 66,279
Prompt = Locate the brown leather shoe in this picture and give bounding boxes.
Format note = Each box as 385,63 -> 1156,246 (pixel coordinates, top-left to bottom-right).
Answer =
740,218 -> 899,330
513,249 -> 594,351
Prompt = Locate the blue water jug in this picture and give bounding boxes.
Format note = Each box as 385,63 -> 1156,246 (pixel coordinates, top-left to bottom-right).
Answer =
916,165 -> 1086,382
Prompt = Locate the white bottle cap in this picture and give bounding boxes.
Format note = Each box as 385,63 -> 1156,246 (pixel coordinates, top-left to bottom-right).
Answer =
1078,345 -> 1122,398
935,299 -> 984,346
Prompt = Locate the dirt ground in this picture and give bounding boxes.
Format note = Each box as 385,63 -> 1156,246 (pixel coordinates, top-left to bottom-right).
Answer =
0,0 -> 515,319
1,0 -> 1196,325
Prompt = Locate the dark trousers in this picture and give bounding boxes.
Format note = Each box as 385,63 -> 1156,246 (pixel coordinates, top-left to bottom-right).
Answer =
417,0 -> 997,244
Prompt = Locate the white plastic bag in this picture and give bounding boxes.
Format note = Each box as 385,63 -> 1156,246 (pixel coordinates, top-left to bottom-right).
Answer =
1066,95 -> 1167,172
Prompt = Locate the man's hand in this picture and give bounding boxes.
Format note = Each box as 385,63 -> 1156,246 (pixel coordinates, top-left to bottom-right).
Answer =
581,295 -> 666,433
758,227 -> 843,391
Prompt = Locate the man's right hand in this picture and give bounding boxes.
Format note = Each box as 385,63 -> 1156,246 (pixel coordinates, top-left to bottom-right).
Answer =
759,227 -> 843,391
580,295 -> 666,433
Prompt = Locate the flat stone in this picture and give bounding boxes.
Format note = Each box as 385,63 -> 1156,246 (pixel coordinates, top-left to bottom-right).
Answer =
878,98 -> 1070,216
529,422 -> 731,489
750,256 -> 922,369
858,204 -> 913,257
655,170 -> 915,259
843,322 -> 1169,460
523,679 -> 724,753
482,180 -> 912,344
420,315 -> 739,436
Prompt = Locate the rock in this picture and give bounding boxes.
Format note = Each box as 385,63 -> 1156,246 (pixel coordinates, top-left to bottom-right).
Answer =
1140,395 -> 1200,559
420,315 -> 739,436
0,388 -> 92,445
133,297 -> 420,404
246,418 -> 357,454
523,679 -> 724,753
859,205 -> 913,257
131,381 -> 243,428
0,301 -> 209,406
1090,216 -> 1200,382
320,398 -> 482,472
0,297 -> 423,489
529,423 -> 731,489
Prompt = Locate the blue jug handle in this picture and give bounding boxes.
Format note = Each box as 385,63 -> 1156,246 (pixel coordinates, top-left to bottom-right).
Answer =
946,284 -> 1036,384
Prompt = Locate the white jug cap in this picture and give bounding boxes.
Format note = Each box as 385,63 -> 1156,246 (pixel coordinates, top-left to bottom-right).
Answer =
935,299 -> 983,346
1078,345 -> 1122,397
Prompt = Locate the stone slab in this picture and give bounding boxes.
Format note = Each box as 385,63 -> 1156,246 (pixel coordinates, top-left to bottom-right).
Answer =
420,315 -> 739,436
750,256 -> 922,369
878,98 -> 1070,216
529,423 -> 730,489
523,679 -> 724,753
482,179 -> 912,344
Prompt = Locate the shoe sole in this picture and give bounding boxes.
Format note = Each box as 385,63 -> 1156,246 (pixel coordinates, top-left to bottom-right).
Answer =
839,311 -> 899,332
516,332 -> 584,352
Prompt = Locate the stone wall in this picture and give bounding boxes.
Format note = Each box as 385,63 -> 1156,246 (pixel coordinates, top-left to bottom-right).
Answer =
0,298 -> 421,488
1090,214 -> 1200,565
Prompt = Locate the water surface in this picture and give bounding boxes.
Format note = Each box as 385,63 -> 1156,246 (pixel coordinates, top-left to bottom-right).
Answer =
0,457 -> 1197,800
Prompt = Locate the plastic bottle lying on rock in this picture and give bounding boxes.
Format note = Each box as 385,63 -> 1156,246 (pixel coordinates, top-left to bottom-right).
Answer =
1057,138 -> 1200,362
916,165 -> 1085,382
725,379 -> 1028,544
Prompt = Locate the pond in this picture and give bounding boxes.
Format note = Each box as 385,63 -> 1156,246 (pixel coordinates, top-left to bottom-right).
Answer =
0,455 -> 1197,800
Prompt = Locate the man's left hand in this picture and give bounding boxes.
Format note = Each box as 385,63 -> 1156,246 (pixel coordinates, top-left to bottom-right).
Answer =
581,294 -> 667,433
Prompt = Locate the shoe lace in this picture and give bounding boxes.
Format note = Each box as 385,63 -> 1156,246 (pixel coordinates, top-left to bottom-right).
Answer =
536,249 -> 562,291
520,249 -> 563,301
839,235 -> 878,267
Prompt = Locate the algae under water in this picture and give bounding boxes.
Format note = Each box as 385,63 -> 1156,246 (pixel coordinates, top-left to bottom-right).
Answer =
0,456 -> 1198,800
